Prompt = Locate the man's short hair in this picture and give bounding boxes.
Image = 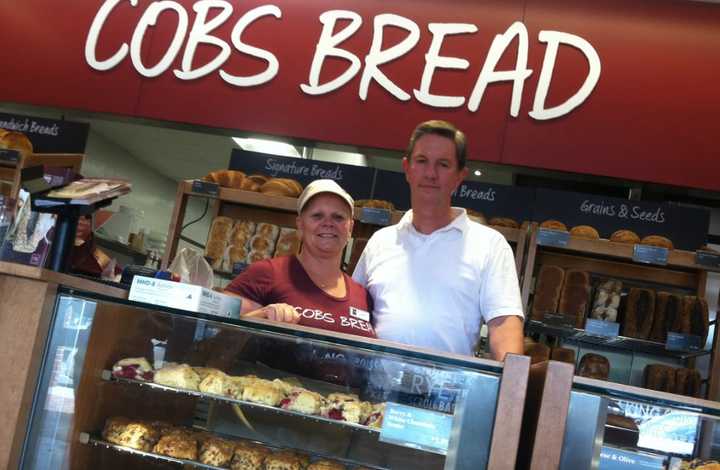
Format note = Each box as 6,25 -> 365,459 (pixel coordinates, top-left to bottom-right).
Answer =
406,120 -> 467,170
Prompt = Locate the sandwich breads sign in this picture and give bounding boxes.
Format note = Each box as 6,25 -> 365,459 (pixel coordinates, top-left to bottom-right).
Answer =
84,0 -> 601,121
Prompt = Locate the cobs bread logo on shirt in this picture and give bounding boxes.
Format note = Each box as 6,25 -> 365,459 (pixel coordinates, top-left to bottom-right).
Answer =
294,306 -> 373,333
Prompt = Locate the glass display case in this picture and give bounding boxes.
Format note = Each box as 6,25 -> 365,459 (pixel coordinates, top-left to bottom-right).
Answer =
18,288 -> 529,470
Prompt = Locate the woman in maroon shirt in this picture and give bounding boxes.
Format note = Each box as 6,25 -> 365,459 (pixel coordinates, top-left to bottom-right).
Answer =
225,179 -> 375,338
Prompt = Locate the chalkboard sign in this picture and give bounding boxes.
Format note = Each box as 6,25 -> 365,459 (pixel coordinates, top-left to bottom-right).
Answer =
0,112 -> 89,153
191,179 -> 219,196
229,149 -> 373,200
372,169 -> 410,211
451,181 -> 535,223
532,189 -> 709,251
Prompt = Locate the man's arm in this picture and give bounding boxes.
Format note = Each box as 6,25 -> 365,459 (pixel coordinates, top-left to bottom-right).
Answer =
487,315 -> 524,361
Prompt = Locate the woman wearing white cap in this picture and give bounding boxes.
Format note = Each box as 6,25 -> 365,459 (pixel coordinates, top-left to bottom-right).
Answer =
224,179 -> 375,338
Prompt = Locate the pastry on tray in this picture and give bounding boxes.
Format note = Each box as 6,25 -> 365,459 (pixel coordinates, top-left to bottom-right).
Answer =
569,225 -> 599,239
153,363 -> 201,391
539,219 -> 568,232
111,357 -> 154,381
280,388 -> 325,415
102,416 -> 160,451
152,428 -> 198,460
241,378 -> 286,406
610,229 -> 640,244
230,440 -> 271,470
199,436 -> 236,467
308,460 -> 347,470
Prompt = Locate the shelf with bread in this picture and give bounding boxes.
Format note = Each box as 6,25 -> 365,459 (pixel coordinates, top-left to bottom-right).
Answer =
521,222 -> 720,401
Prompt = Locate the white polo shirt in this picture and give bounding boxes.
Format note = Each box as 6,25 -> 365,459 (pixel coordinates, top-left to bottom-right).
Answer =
352,208 -> 523,355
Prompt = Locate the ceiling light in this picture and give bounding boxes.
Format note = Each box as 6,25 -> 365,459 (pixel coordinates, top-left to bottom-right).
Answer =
474,169 -> 482,176
232,137 -> 301,158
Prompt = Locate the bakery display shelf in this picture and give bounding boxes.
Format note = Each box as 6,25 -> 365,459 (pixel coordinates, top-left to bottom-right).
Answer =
537,236 -> 720,273
104,372 -> 381,435
183,180 -> 297,212
525,320 -> 710,359
81,434 -> 226,470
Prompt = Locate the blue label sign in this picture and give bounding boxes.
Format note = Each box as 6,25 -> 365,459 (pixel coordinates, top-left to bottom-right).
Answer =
359,207 -> 392,226
599,446 -> 665,469
666,332 -> 703,352
633,245 -> 669,266
379,403 -> 453,455
537,228 -> 570,247
585,318 -> 620,337
232,262 -> 249,276
696,250 -> 720,269
191,179 -> 220,196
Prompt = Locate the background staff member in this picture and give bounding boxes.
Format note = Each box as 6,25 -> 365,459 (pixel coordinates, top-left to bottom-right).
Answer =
353,120 -> 524,360
225,179 -> 375,339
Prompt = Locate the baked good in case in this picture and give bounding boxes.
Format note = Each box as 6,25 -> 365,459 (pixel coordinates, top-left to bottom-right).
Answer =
570,225 -> 600,239
681,295 -> 710,345
154,364 -> 201,391
241,378 -> 285,406
488,217 -> 519,229
260,178 -> 303,197
578,353 -> 610,380
622,288 -> 656,340
649,292 -> 683,342
540,220 -> 568,231
265,450 -> 309,470
354,199 -> 395,211
321,393 -> 371,424
644,364 -> 676,392
675,367 -> 702,398
193,367 -> 222,381
530,265 -> 565,321
199,436 -> 235,467
102,417 -> 159,451
524,341 -> 550,365
640,235 -> 673,250
364,402 -> 385,428
550,347 -> 576,364
590,279 -> 622,322
558,269 -> 591,328
205,170 -> 246,189
153,428 -> 198,460
230,440 -> 271,470
112,357 -> 154,381
280,387 -> 324,415
199,370 -> 243,397
308,460 -> 346,470
610,230 -> 640,244
0,130 -> 33,157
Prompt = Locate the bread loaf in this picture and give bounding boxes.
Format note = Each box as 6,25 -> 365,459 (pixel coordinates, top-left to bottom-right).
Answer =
205,216 -> 234,267
102,417 -> 159,451
558,269 -> 591,328
640,235 -> 673,250
622,288 -> 656,339
274,228 -> 301,257
675,367 -> 702,398
570,225 -> 600,239
205,170 -> 246,189
644,364 -> 675,392
530,265 -> 565,321
578,353 -> 610,380
540,220 -> 568,231
489,217 -> 519,229
240,178 -> 262,191
610,230 -> 640,244
550,347 -> 576,364
649,292 -> 683,342
682,295 -> 710,346
590,279 -> 622,322
355,199 -> 395,211
260,178 -> 303,197
465,208 -> 486,224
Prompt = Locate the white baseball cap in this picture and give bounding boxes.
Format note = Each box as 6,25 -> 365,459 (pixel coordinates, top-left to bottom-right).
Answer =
297,179 -> 354,214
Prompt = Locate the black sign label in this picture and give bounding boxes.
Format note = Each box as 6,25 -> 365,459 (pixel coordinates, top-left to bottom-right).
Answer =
633,244 -> 669,266
696,250 -> 720,269
372,169 -> 410,211
191,179 -> 220,196
0,149 -> 21,164
666,332 -> 703,352
537,228 -> 570,247
359,207 -> 392,226
542,313 -> 577,329
451,180 -> 535,222
229,149 -> 373,199
0,112 -> 89,153
533,188 -> 709,251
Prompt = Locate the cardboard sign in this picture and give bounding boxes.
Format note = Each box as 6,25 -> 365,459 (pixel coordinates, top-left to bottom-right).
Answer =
379,403 -> 453,455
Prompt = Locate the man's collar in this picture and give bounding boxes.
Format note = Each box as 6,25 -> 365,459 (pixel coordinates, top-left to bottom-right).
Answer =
399,208 -> 469,235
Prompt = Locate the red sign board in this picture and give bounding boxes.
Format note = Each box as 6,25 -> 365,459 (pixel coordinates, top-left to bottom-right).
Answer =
1,0 -> 719,191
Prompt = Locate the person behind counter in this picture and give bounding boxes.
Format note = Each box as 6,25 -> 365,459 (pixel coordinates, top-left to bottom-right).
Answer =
224,179 -> 375,339
352,120 -> 524,360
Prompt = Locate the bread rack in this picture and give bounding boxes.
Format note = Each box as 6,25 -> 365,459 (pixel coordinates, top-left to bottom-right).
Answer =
102,370 -> 382,435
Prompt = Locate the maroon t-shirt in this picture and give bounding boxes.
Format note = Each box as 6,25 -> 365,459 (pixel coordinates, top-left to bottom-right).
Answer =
226,256 -> 375,338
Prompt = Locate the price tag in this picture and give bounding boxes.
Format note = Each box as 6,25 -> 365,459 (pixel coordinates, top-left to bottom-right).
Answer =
536,228 -> 570,247
585,319 -> 620,338
696,250 -> 720,269
0,149 -> 21,164
232,262 -> 249,276
191,179 -> 220,196
632,244 -> 668,265
666,332 -> 703,352
599,446 -> 665,469
359,207 -> 392,225
379,402 -> 453,455
542,312 -> 577,329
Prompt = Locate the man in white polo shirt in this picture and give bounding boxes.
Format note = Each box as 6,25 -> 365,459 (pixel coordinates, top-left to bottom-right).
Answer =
352,120 -> 524,360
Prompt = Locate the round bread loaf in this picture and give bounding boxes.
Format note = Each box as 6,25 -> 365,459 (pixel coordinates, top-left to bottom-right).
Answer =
0,130 -> 33,157
570,225 -> 600,239
240,178 -> 262,192
489,217 -> 519,229
260,178 -> 303,197
578,353 -> 610,380
540,219 -> 568,231
640,235 -> 673,250
610,229 -> 641,244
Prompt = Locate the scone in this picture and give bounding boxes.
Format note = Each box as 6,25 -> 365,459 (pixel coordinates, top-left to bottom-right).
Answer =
152,428 -> 198,460
199,370 -> 236,396
154,364 -> 201,391
102,416 -> 159,451
308,460 -> 347,470
280,388 -> 324,415
640,235 -> 674,250
265,450 -> 309,470
569,225 -> 600,240
610,229 -> 640,244
241,378 -> 285,406
540,220 -> 568,231
230,440 -> 271,469
193,367 -> 223,381
322,393 -> 371,424
364,402 -> 385,428
112,357 -> 154,381
488,217 -> 519,229
199,437 -> 236,466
